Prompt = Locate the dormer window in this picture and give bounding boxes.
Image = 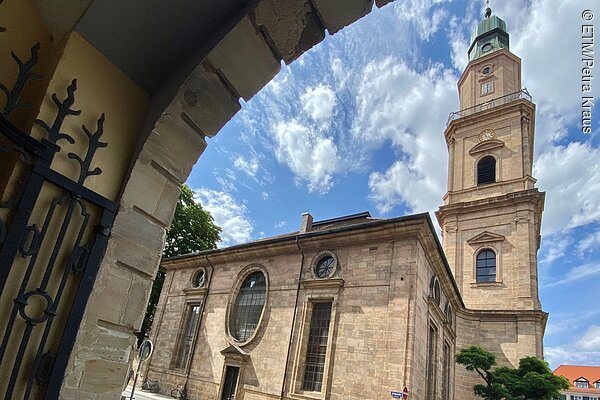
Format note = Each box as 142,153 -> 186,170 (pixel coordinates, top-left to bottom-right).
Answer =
574,378 -> 589,388
595,381 -> 600,389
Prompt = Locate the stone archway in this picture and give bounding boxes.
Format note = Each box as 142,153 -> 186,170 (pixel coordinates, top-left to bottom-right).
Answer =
60,0 -> 395,398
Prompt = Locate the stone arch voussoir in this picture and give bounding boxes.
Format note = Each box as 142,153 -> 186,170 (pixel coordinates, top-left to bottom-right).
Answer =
63,0 -> 396,397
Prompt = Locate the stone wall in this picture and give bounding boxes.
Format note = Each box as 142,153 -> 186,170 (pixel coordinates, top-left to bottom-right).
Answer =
146,218 -> 456,400
453,309 -> 546,399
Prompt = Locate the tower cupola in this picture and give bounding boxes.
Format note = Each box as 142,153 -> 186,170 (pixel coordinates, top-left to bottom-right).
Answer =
468,6 -> 509,61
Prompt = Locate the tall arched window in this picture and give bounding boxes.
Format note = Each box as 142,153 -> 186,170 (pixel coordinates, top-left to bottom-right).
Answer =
477,156 -> 496,185
476,249 -> 496,282
230,271 -> 267,342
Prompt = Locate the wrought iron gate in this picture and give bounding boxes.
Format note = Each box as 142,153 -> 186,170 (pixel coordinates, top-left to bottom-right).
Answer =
0,43 -> 117,399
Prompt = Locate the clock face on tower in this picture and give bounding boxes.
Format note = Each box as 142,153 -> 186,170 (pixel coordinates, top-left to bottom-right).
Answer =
479,129 -> 494,142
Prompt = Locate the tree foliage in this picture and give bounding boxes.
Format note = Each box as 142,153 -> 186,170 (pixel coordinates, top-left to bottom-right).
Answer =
456,346 -> 570,400
138,185 -> 221,342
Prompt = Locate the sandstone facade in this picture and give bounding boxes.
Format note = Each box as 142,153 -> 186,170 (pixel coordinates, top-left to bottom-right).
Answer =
145,9 -> 546,400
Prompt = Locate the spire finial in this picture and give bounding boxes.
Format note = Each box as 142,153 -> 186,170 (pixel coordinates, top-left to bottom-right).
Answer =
484,0 -> 492,18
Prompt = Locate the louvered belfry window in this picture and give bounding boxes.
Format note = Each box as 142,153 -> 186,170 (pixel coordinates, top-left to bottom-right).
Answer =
477,156 -> 496,185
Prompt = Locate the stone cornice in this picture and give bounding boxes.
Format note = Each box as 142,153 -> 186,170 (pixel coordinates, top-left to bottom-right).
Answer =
437,188 -> 545,221
444,99 -> 535,142
456,308 -> 548,327
164,214 -> 429,267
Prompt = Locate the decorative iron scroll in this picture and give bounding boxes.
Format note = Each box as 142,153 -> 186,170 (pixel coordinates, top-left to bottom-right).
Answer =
0,42 -> 117,400
0,43 -> 41,118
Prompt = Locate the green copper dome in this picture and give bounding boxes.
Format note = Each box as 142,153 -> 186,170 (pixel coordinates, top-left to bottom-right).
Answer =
468,8 -> 510,61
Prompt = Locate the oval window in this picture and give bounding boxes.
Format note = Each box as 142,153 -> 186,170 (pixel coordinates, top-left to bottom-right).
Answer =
230,271 -> 267,342
481,66 -> 492,75
192,268 -> 206,288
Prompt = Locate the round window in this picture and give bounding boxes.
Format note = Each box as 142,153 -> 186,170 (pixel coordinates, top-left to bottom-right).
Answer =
482,43 -> 493,53
192,268 -> 206,288
481,66 -> 492,75
229,271 -> 267,342
315,255 -> 335,278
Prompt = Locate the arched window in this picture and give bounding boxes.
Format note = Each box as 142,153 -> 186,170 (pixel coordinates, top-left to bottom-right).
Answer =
445,303 -> 454,329
476,249 -> 496,283
230,271 -> 267,342
430,276 -> 441,306
477,156 -> 496,185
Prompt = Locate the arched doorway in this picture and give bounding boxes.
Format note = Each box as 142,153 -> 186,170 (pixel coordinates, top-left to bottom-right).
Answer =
0,0 -> 395,397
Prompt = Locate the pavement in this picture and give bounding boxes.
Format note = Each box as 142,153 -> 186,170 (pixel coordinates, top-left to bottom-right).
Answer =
121,386 -> 174,400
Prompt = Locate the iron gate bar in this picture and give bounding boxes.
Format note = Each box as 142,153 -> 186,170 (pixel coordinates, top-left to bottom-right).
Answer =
45,207 -> 116,399
24,196 -> 91,398
33,164 -> 118,212
0,115 -> 53,161
0,74 -> 117,398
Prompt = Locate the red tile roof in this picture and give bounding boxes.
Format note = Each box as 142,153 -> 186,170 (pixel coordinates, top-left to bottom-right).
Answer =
554,365 -> 600,393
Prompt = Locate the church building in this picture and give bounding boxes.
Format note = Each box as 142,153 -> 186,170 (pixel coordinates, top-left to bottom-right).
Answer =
145,8 -> 547,400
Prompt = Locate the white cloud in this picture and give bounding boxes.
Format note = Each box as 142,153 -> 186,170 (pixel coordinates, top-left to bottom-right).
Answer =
233,155 -> 259,178
301,84 -> 336,124
534,142 -> 600,236
193,188 -> 253,247
544,262 -> 600,288
272,120 -> 339,193
577,229 -> 600,257
540,235 -> 573,264
546,325 -> 600,369
393,0 -> 451,40
273,220 -> 287,229
350,58 -> 456,213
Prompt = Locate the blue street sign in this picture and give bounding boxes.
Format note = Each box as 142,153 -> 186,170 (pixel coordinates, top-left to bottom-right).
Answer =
391,391 -> 403,398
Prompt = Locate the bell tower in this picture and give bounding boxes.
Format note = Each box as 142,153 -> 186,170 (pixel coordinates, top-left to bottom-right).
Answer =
436,6 -> 545,311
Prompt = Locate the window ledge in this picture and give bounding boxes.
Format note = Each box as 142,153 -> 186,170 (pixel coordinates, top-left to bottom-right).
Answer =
289,391 -> 326,400
301,278 -> 344,289
470,281 -> 504,288
182,287 -> 207,296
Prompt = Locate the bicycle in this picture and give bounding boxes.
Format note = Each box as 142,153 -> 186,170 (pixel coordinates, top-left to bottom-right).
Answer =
170,384 -> 186,399
141,377 -> 160,393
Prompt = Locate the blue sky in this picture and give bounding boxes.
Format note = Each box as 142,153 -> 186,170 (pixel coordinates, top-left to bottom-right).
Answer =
187,0 -> 599,368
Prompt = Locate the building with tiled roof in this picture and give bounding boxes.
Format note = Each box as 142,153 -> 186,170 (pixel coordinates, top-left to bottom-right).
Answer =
554,365 -> 600,400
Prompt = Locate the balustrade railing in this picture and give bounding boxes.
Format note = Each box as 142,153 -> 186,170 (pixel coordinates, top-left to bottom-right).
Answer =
447,89 -> 532,125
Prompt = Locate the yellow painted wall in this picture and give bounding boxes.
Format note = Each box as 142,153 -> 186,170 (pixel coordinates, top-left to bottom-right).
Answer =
32,31 -> 149,201
0,0 -> 62,131
0,26 -> 149,396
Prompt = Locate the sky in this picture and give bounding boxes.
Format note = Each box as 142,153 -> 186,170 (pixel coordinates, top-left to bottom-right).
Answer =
186,0 -> 600,369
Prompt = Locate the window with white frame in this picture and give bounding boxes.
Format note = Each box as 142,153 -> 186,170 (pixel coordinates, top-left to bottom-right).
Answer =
596,381 -> 600,389
574,379 -> 589,388
481,81 -> 493,95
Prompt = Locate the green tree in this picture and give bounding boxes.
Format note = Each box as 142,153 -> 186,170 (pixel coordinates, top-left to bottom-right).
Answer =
138,185 -> 221,342
456,346 -> 570,400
